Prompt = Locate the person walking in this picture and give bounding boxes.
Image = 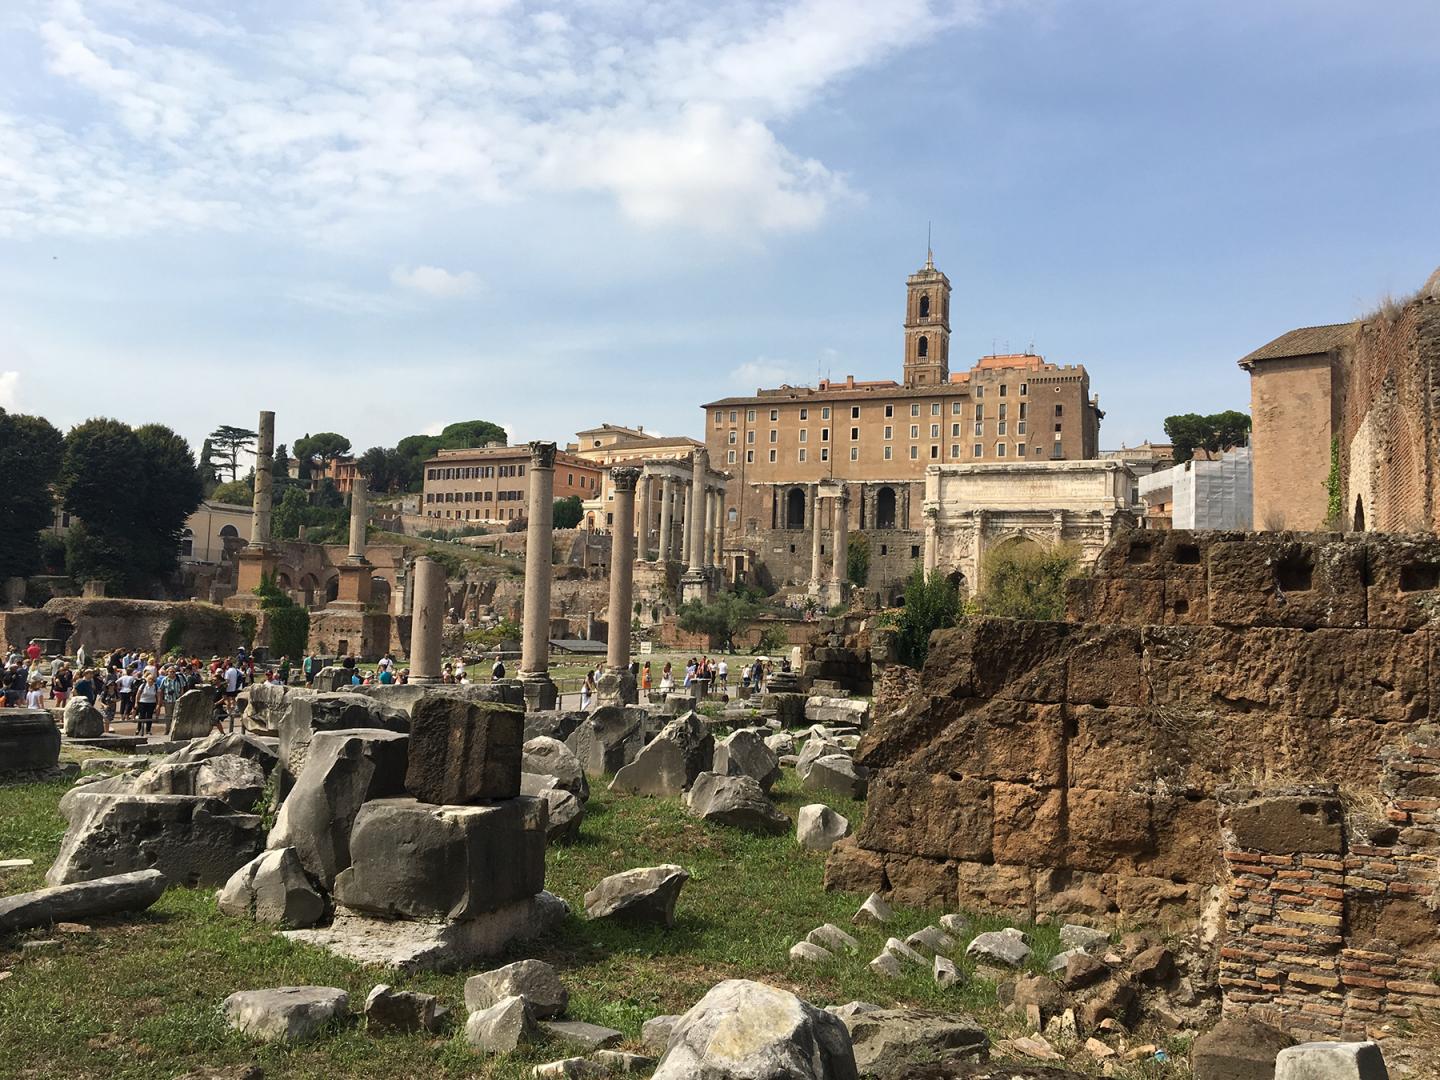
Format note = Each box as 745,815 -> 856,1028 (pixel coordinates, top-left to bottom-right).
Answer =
580,669 -> 596,710
135,673 -> 159,736
222,660 -> 243,730
24,679 -> 45,709
116,666 -> 137,721
303,653 -> 317,687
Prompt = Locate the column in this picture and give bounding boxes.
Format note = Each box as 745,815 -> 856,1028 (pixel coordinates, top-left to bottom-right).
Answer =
923,507 -> 939,573
606,468 -> 639,672
347,475 -> 368,561
252,410 -> 275,548
409,556 -> 444,683
687,450 -> 708,573
831,489 -> 849,585
810,491 -> 824,585
712,488 -> 725,568
658,475 -> 674,562
519,442 -> 558,707
680,480 -> 693,567
637,472 -> 653,562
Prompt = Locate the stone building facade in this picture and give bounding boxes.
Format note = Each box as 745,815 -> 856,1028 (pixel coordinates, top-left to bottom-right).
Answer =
1240,268 -> 1440,533
568,424 -> 708,531
922,460 -> 1136,589
421,445 -> 602,525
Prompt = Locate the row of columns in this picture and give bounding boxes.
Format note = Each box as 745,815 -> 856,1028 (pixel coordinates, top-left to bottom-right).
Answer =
809,488 -> 851,589
635,462 -> 726,570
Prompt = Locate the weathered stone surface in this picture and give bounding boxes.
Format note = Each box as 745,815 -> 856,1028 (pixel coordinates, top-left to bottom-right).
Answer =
267,729 -> 410,888
62,699 -> 104,739
1274,1041 -> 1388,1080
1061,953 -> 1110,991
652,979 -> 858,1080
966,928 -> 1031,967
584,864 -> 688,927
856,769 -> 992,862
523,736 -> 589,800
765,731 -> 797,756
132,754 -> 267,812
801,754 -> 869,799
284,892 -> 568,972
883,936 -> 927,968
171,687 -> 216,739
593,1050 -> 656,1074
807,923 -> 859,954
333,796 -> 546,919
526,781 -> 583,844
905,925 -> 956,957
798,804 -> 851,852
1225,792 -> 1343,855
843,1009 -> 988,1076
1191,1016 -> 1295,1080
685,772 -> 790,833
853,891 -> 893,925
1059,923 -> 1109,952
790,941 -> 832,963
0,869 -> 167,932
217,848 -> 324,928
566,705 -> 645,777
869,951 -> 903,978
532,1059 -> 609,1079
47,793 -> 262,887
276,691 -> 409,786
465,994 -> 534,1054
714,728 -> 781,792
168,731 -> 279,772
540,1020 -> 624,1051
0,709 -> 60,775
934,954 -> 961,988
524,710 -> 587,744
221,987 -> 349,1043
465,958 -> 569,1019
642,1014 -> 681,1055
795,736 -> 848,782
364,984 -> 442,1033
610,713 -> 713,797
406,697 -> 522,805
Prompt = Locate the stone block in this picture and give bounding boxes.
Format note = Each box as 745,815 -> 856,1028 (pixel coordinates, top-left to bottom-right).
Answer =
856,769 -> 992,862
333,796 -> 546,919
1274,1041 -> 1388,1080
1067,705 -> 1229,795
1207,537 -> 1367,629
1066,628 -> 1144,708
221,986 -> 349,1043
405,696 -> 522,805
566,705 -> 644,777
0,869 -> 167,933
685,772 -> 790,834
1146,795 -> 1221,883
584,864 -> 688,927
0,709 -> 60,775
62,699 -> 105,739
277,690 -> 409,787
1224,792 -> 1343,854
217,847 -> 324,928
1364,534 -> 1440,630
170,687 -> 217,740
991,783 -> 1063,867
1066,788 -> 1154,874
610,713 -> 712,796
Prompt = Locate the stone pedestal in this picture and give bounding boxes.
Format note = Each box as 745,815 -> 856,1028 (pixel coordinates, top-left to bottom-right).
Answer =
0,709 -> 61,777
680,567 -> 715,605
519,672 -> 558,712
409,557 -> 445,682
595,669 -> 637,708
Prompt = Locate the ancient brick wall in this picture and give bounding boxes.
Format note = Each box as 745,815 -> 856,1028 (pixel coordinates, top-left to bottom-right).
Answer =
829,529 -> 1440,972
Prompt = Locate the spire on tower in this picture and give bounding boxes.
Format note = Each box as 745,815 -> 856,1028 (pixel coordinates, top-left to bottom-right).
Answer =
925,221 -> 934,269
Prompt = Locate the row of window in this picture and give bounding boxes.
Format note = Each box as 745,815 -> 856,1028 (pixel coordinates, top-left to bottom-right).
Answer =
425,489 -> 525,504
725,442 -> 1064,465
425,466 -> 598,489
730,412 -> 1058,447
714,386 -> 1041,426
428,507 -> 523,520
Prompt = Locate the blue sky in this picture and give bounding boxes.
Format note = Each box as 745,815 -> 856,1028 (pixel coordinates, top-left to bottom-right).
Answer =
1,0 -> 1436,459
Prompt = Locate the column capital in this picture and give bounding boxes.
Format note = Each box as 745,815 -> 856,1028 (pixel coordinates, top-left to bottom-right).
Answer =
528,440 -> 558,469
611,465 -> 640,493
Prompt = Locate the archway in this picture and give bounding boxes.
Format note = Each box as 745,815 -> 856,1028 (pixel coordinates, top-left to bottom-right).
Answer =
876,486 -> 897,529
52,618 -> 74,653
1353,496 -> 1366,532
785,487 -> 806,529
324,574 -> 340,604
299,573 -> 320,608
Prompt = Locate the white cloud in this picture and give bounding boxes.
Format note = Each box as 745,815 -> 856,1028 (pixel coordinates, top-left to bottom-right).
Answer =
0,0 -> 994,239
730,356 -> 812,389
390,264 -> 480,298
0,371 -> 18,409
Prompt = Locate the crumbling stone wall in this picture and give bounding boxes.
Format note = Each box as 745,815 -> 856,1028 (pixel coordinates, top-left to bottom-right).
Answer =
801,615 -> 873,695
829,530 -> 1440,1003
0,597 -> 242,656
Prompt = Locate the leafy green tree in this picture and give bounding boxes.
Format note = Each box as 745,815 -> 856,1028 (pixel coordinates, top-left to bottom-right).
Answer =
0,410 -> 65,579
254,573 -> 309,661
198,437 -> 220,493
206,424 -> 257,482
976,542 -> 1080,621
677,592 -> 759,652
553,495 -> 584,530
358,446 -> 405,493
438,420 -> 506,449
293,432 -> 352,478
272,442 -> 291,480
1163,410 -> 1251,465
211,477 -> 253,505
388,420 -> 508,492
894,566 -> 962,669
847,531 -> 871,587
132,424 -> 205,580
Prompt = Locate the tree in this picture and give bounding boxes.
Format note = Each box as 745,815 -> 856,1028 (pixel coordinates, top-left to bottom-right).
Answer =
211,477 -> 253,505
438,420 -> 506,449
505,515 -> 528,533
198,437 -> 220,493
894,567 -> 962,669
254,572 -> 309,661
0,410 -> 65,579
976,542 -> 1080,621
388,419 -> 508,492
293,432 -> 352,477
553,495 -> 583,529
272,442 -> 291,481
677,592 -> 759,652
59,418 -> 202,593
358,446 -> 405,493
206,424 -> 258,482
1163,411 -> 1251,464
847,532 -> 871,588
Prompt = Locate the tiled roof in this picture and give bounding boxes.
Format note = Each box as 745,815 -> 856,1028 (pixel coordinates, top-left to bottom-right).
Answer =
1239,323 -> 1356,367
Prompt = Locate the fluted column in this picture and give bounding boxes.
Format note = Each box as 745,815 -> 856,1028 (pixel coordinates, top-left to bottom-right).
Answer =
658,475 -> 674,562
680,480 -> 693,567
637,472 -> 653,561
687,451 -> 708,573
251,410 -> 275,548
347,475 -> 368,561
520,441 -> 557,678
712,488 -> 725,567
831,489 -> 849,585
810,491 -> 824,585
409,556 -> 444,682
923,506 -> 939,573
606,468 -> 639,672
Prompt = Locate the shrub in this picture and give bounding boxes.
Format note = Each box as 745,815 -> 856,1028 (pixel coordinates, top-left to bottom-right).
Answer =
894,567 -> 961,669
846,532 -> 870,587
976,542 -> 1081,621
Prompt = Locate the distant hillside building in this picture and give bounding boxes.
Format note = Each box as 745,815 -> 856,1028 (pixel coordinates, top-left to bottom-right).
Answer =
569,424 -> 707,531
421,444 -> 602,524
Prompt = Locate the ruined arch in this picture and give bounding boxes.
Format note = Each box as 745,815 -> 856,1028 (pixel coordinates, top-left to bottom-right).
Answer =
785,487 -> 806,529
876,486 -> 897,529
1353,496 -> 1366,532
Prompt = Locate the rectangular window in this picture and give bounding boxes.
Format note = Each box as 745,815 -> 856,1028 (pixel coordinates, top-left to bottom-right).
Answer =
883,446 -> 892,460
998,421 -> 1007,435
746,430 -> 755,444
975,385 -> 984,398
1017,421 -> 1027,434
951,423 -> 960,437
799,408 -> 808,421
930,402 -> 940,416
974,422 -> 983,436
1055,403 -> 1064,416
909,424 -> 919,439
975,404 -> 984,421
910,403 -> 920,416
1017,444 -> 1026,456
1019,403 -> 1027,419
849,447 -> 859,461
747,408 -> 756,422
1055,424 -> 1063,434
821,407 -> 830,420
727,449 -> 736,464
821,428 -> 829,441
768,449 -> 777,462
746,450 -> 754,463
950,444 -> 960,458
929,423 -> 939,438
714,410 -> 722,426
769,429 -> 777,443
930,444 -> 939,459
909,445 -> 918,460
728,431 -> 737,444
884,404 -> 894,418
997,443 -> 1007,457
799,429 -> 808,443
972,443 -> 982,457
1020,383 -> 1028,395
849,427 -> 858,440
729,409 -> 737,423
820,447 -> 829,461
999,404 -> 1008,419
769,409 -> 778,422
952,401 -> 962,415
999,384 -> 1007,397
798,448 -> 807,462
883,425 -> 892,440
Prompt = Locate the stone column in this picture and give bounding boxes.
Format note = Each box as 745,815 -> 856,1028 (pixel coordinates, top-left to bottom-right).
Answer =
658,475 -> 674,562
923,506 -> 939,573
252,410 -> 275,548
810,491 -> 824,587
831,489 -> 849,585
409,556 -> 444,683
637,472 -> 653,562
687,451 -> 708,573
680,480 -> 693,567
712,488 -> 725,568
347,475 -> 368,561
519,441 -> 558,709
603,468 -> 639,701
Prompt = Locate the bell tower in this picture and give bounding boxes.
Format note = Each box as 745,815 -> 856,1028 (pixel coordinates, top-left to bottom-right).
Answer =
903,249 -> 951,388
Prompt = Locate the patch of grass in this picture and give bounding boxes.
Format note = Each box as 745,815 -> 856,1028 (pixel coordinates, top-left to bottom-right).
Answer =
2,771 -> 1118,1078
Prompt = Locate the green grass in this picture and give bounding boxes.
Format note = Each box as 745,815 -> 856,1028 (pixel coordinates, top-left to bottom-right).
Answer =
1,771 -> 1174,1079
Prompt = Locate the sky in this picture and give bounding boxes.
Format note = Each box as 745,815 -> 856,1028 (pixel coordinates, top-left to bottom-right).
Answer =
1,0 -> 1438,460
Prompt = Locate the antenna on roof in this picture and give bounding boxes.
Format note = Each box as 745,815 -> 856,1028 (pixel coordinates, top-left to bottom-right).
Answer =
925,221 -> 934,269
